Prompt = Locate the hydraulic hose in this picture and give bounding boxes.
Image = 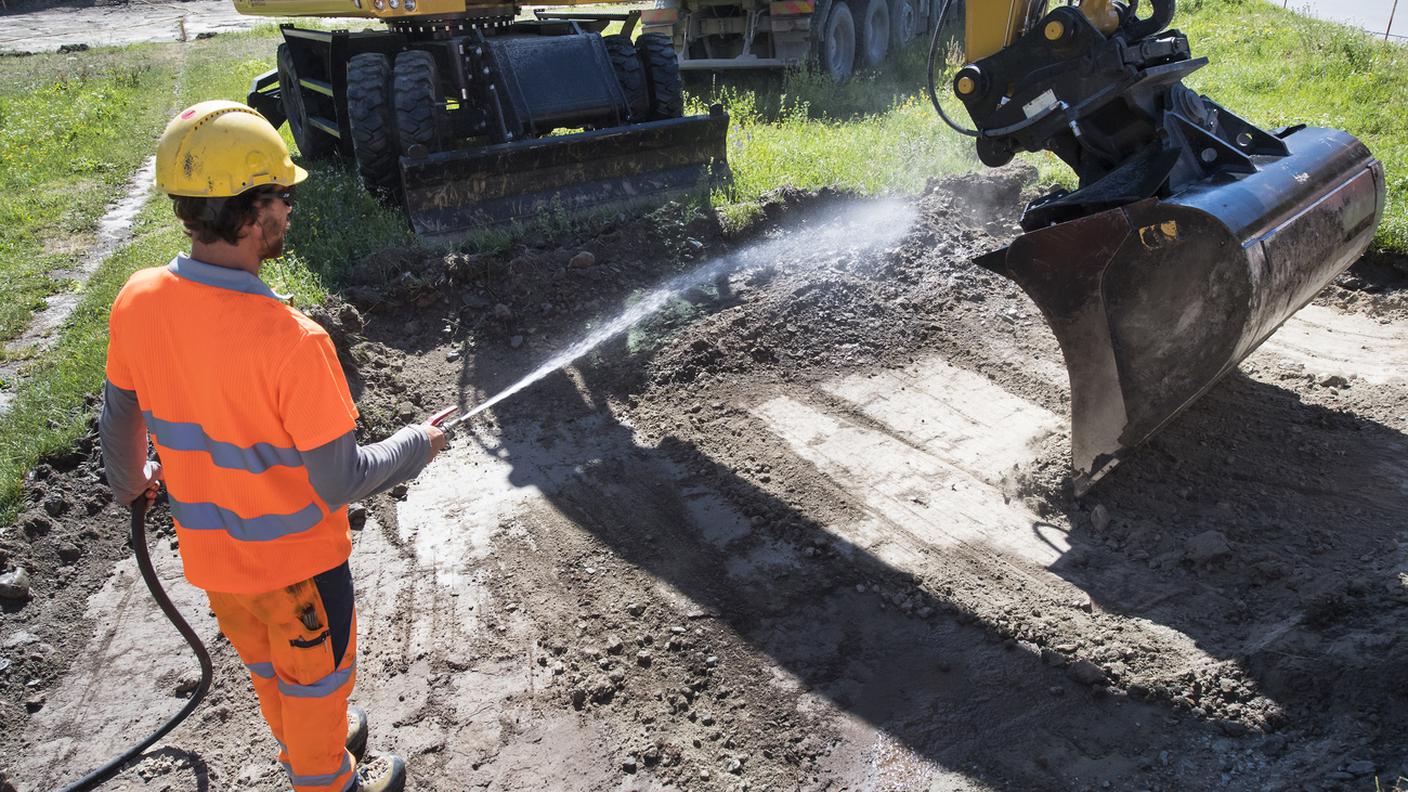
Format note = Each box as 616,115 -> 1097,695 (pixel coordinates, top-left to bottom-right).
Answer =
57,500 -> 213,792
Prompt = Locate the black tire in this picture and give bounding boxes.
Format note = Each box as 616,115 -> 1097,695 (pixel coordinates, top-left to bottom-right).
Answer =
891,0 -> 918,51
635,32 -> 684,121
857,0 -> 890,66
603,34 -> 650,122
277,43 -> 335,160
346,52 -> 400,197
393,50 -> 448,156
819,1 -> 856,83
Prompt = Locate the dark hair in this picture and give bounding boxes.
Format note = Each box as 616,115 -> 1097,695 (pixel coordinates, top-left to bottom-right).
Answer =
170,188 -> 269,245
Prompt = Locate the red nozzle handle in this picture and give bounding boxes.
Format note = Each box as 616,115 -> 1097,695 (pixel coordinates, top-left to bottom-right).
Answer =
429,406 -> 460,427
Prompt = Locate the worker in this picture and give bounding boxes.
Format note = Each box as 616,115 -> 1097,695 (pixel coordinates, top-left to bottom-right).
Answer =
99,100 -> 445,792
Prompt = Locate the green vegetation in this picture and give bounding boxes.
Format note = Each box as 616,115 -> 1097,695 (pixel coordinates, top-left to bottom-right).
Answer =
1179,0 -> 1408,253
0,46 -> 183,348
2,0 -> 1407,520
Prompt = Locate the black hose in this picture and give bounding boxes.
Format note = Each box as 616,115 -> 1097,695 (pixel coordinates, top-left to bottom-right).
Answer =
56,500 -> 213,792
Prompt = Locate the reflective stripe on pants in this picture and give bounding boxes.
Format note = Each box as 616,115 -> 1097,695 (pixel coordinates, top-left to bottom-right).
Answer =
208,562 -> 358,792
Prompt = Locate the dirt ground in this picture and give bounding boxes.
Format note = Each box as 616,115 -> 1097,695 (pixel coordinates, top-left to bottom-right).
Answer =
3,170 -> 1408,792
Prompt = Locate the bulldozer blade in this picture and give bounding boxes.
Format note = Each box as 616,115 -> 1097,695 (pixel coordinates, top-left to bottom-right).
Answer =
400,108 -> 729,240
977,126 -> 1385,492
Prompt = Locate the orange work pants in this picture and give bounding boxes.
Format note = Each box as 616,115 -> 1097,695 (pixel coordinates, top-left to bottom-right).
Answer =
206,562 -> 358,792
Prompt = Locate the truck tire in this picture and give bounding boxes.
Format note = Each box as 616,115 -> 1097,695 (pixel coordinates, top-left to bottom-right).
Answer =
277,43 -> 335,160
890,0 -> 918,50
394,50 -> 448,156
819,1 -> 856,83
603,34 -> 650,122
635,33 -> 684,120
346,52 -> 400,197
858,0 -> 890,66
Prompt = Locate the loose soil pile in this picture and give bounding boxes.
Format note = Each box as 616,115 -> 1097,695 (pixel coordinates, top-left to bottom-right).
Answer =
4,168 -> 1407,791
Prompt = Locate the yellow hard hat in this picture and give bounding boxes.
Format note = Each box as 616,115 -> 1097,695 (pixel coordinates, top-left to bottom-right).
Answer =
155,100 -> 309,197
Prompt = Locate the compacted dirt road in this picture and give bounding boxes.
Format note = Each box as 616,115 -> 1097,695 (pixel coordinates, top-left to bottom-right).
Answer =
4,170 -> 1407,791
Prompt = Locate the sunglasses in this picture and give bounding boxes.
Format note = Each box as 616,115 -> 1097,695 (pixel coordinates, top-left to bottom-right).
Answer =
258,188 -> 295,208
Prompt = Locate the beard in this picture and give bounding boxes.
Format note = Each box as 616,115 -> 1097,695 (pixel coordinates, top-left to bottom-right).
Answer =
258,214 -> 287,260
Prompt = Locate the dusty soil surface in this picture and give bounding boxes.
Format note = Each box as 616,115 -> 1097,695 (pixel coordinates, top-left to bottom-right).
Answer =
0,0 -> 268,54
4,170 -> 1408,792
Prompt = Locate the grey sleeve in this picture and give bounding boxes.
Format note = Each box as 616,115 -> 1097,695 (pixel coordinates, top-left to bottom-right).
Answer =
303,426 -> 431,509
99,381 -> 153,506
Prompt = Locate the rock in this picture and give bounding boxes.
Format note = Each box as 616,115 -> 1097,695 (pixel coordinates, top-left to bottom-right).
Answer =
446,350 -> 461,362
569,251 -> 596,269
1089,504 -> 1111,533
0,568 -> 32,601
57,542 -> 81,564
569,686 -> 587,709
1185,530 -> 1232,563
492,303 -> 514,321
25,692 -> 46,713
58,42 -> 90,53
1344,760 -> 1375,777
636,651 -> 653,667
174,676 -> 200,696
390,484 -> 409,500
726,757 -> 743,774
21,513 -> 52,538
622,755 -> 637,774
510,335 -> 524,349
627,602 -> 645,617
1320,374 -> 1350,389
347,503 -> 368,531
606,635 -> 624,655
396,401 -> 417,421
1068,659 -> 1107,686
337,303 -> 365,331
42,493 -> 69,518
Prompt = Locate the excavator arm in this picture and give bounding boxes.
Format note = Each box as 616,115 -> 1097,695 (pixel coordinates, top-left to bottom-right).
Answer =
930,0 -> 1386,491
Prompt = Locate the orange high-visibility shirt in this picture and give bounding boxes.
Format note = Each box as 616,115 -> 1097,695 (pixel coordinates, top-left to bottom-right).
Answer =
105,255 -> 358,593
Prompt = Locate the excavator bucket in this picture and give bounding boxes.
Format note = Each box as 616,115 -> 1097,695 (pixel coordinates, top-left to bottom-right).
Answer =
977,126 -> 1385,492
400,108 -> 730,239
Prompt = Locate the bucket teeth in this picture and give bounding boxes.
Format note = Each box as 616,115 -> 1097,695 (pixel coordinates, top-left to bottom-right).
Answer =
979,127 -> 1385,490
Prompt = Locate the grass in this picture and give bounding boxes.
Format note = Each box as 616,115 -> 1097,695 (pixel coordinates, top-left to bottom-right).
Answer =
1178,0 -> 1408,253
0,46 -> 184,349
2,0 -> 1407,521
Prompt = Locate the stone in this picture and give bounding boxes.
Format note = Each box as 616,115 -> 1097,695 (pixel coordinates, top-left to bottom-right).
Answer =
25,692 -> 45,713
622,755 -> 637,773
1068,659 -> 1107,686
337,303 -> 365,331
446,350 -> 461,362
492,303 -> 514,321
396,401 -> 417,421
627,602 -> 645,617
606,635 -> 624,655
569,251 -> 596,269
1185,530 -> 1232,563
0,568 -> 32,602
57,542 -> 81,565
347,503 -> 368,531
1320,374 -> 1350,389
21,513 -> 52,538
1089,504 -> 1111,533
636,651 -> 653,667
726,757 -> 743,774
509,335 -> 524,349
390,484 -> 409,500
42,494 -> 69,518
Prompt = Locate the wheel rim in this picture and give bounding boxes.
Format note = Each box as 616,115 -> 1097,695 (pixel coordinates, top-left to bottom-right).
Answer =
825,5 -> 854,80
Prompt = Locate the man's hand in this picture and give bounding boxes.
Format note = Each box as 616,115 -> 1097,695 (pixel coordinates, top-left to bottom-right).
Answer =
421,423 -> 447,463
137,460 -> 163,509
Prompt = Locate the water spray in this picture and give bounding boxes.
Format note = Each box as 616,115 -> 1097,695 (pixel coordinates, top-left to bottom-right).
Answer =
427,199 -> 918,438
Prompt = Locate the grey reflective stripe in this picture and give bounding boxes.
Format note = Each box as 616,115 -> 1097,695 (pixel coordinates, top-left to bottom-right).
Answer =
277,662 -> 355,699
170,498 -> 323,542
167,254 -> 289,300
245,661 -> 276,679
144,412 -> 302,474
282,755 -> 353,788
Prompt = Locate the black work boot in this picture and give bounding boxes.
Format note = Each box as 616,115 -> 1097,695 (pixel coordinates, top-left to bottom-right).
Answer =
353,753 -> 406,792
345,706 -> 368,762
